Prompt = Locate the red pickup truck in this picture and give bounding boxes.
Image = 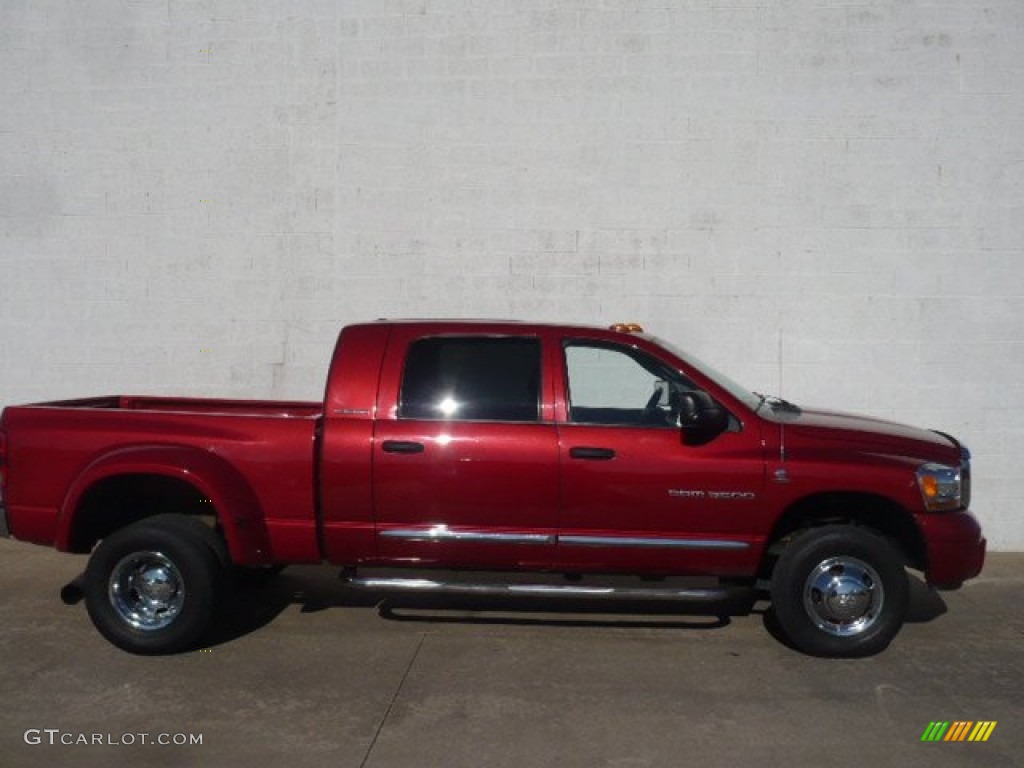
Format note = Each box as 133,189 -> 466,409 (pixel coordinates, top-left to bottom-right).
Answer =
0,320 -> 984,657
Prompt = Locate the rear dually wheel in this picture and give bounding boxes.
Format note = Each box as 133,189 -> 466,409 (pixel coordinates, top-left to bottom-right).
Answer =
83,515 -> 227,654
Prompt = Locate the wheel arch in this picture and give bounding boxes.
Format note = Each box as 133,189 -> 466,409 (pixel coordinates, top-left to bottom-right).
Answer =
761,491 -> 927,577
58,444 -> 273,565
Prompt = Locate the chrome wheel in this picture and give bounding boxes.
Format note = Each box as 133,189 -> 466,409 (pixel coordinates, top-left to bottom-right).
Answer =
85,515 -> 226,653
771,526 -> 908,656
803,556 -> 883,637
108,551 -> 185,631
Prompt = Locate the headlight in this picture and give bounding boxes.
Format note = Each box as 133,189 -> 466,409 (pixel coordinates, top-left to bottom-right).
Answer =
916,463 -> 962,511
959,443 -> 971,509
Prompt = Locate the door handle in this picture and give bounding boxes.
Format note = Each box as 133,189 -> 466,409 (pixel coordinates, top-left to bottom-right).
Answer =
569,446 -> 616,461
382,440 -> 425,454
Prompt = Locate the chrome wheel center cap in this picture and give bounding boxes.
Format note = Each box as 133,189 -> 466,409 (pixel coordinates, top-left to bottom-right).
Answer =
136,566 -> 177,603
821,577 -> 871,622
803,556 -> 884,637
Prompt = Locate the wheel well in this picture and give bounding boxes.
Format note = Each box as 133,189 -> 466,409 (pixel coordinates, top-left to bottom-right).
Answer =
68,474 -> 218,554
760,492 -> 927,577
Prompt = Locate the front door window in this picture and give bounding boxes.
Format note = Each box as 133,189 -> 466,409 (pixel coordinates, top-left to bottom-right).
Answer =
564,342 -> 695,428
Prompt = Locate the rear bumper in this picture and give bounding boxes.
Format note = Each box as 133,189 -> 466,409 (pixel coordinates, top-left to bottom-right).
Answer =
0,503 -> 8,538
918,510 -> 986,589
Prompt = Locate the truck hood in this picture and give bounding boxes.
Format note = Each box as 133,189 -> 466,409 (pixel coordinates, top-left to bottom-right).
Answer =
762,406 -> 959,465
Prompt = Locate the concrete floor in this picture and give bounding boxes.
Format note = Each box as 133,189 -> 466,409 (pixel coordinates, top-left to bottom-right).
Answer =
1,538 -> 1021,768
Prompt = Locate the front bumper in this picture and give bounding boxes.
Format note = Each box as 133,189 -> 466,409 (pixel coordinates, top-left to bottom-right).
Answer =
918,510 -> 986,589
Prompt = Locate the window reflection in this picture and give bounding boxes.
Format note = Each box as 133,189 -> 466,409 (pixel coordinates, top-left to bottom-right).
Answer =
399,337 -> 541,422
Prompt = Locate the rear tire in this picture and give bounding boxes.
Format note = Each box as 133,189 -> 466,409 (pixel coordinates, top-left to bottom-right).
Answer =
769,525 -> 908,657
84,515 -> 226,654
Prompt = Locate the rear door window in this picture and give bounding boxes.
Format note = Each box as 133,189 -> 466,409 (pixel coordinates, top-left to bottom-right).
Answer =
399,337 -> 541,422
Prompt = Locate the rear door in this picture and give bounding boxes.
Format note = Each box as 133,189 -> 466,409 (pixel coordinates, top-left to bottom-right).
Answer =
373,327 -> 559,569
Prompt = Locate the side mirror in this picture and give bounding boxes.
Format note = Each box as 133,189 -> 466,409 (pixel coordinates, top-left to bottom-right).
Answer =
678,391 -> 729,444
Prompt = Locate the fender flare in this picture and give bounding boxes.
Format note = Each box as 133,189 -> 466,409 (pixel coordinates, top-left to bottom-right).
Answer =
57,444 -> 273,564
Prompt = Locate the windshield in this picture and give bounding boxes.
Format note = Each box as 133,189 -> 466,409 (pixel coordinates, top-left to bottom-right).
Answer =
645,334 -> 763,412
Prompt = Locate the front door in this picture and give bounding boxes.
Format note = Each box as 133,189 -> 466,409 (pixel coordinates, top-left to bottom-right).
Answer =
556,339 -> 765,575
373,332 -> 558,569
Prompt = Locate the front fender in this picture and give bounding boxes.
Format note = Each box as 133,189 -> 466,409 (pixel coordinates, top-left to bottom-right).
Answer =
58,444 -> 273,564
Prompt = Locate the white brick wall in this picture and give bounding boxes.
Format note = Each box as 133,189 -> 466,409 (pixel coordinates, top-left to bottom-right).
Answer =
1,1 -> 1021,549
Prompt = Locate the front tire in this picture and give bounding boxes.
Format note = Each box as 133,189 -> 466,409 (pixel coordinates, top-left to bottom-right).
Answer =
84,515 -> 226,654
769,525 -> 908,657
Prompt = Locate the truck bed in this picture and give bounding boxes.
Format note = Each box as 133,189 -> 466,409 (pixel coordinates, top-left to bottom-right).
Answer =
1,395 -> 323,562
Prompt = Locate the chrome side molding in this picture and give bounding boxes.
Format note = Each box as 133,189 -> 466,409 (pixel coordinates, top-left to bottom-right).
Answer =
558,535 -> 749,550
380,526 -> 554,545
379,526 -> 749,551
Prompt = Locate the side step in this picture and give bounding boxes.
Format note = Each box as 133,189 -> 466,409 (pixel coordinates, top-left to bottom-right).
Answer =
341,573 -> 755,610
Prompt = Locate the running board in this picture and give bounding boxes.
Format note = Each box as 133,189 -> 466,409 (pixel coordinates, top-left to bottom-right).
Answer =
341,574 -> 754,607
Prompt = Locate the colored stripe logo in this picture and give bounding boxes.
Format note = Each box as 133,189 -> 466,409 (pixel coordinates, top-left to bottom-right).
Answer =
921,721 -> 997,742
